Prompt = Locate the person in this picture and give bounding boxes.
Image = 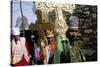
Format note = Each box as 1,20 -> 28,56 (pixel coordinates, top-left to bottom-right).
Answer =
45,29 -> 55,64
11,27 -> 31,66
66,15 -> 86,62
30,34 -> 37,64
53,32 -> 70,63
52,7 -> 70,63
52,17 -> 69,63
35,37 -> 47,65
35,43 -> 44,65
40,39 -> 47,64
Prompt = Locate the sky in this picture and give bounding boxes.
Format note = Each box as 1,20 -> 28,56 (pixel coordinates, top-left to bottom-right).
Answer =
12,0 -> 37,27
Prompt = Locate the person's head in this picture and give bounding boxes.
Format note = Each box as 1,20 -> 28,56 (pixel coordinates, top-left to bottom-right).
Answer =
67,15 -> 79,42
12,27 -> 20,41
40,39 -> 45,47
68,28 -> 79,41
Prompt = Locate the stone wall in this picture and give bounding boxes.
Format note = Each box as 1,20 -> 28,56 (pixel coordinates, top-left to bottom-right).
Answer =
73,4 -> 97,61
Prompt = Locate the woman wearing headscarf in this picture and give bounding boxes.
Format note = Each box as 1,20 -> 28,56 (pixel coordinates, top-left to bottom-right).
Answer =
11,27 -> 31,66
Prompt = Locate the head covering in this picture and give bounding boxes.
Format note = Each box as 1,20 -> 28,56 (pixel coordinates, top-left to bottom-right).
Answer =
12,27 -> 20,35
54,19 -> 69,34
69,16 -> 79,29
46,29 -> 54,37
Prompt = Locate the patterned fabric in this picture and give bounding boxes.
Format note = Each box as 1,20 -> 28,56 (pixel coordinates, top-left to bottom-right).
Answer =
54,19 -> 68,34
68,44 -> 86,62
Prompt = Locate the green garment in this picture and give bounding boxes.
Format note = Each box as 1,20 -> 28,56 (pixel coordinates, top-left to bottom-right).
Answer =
53,33 -> 86,63
53,33 -> 69,63
69,44 -> 86,62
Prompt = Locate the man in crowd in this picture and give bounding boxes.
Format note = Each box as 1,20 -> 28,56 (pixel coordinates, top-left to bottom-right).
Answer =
66,15 -> 86,62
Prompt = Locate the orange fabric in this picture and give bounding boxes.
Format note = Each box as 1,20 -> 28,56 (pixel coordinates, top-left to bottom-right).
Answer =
50,40 -> 55,50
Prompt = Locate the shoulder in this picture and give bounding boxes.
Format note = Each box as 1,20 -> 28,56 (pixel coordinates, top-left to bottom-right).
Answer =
20,37 -> 26,45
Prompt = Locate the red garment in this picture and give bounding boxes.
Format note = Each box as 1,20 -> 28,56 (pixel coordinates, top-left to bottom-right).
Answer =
14,55 -> 29,66
25,40 -> 31,57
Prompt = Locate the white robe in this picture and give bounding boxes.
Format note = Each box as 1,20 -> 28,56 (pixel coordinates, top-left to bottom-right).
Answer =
46,45 -> 51,63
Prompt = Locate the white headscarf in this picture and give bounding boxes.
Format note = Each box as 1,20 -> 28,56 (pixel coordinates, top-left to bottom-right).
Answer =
12,27 -> 20,35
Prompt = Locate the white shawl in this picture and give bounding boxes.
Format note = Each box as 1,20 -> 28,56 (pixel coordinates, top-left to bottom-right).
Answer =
11,37 -> 30,64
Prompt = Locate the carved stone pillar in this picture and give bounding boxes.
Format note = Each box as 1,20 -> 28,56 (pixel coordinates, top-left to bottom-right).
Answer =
35,2 -> 76,34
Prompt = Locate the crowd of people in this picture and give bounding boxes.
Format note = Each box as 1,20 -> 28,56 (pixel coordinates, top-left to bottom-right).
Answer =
11,15 -> 86,66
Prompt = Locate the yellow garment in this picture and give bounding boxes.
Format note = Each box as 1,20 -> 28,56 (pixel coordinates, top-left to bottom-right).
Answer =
42,47 -> 47,64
